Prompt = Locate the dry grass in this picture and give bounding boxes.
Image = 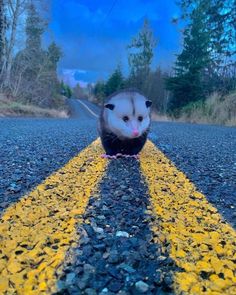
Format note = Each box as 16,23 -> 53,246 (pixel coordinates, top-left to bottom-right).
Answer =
179,92 -> 236,126
0,95 -> 69,118
151,112 -> 171,122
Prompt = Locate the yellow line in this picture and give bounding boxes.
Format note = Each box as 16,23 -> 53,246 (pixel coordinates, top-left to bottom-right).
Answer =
140,140 -> 236,295
0,139 -> 107,295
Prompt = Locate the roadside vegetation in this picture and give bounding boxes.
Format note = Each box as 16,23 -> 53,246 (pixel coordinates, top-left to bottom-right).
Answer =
87,0 -> 236,126
0,0 -> 70,117
0,94 -> 68,118
178,92 -> 236,126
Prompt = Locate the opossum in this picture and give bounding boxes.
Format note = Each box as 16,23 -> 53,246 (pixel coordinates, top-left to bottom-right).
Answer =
98,89 -> 152,156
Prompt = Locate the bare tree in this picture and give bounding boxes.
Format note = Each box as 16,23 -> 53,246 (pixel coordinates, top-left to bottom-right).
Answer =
0,0 -> 7,87
0,0 -> 28,89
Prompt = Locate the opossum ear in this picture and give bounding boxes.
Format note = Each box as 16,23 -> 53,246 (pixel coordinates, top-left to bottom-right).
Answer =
105,103 -> 115,110
145,100 -> 152,108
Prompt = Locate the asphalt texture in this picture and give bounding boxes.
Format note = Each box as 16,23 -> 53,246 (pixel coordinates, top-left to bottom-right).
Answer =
0,100 -> 97,212
149,122 -> 236,228
55,159 -> 180,294
0,98 -> 236,294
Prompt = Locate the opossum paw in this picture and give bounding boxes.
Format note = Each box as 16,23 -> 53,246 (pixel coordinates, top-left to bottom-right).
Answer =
101,153 -> 139,160
101,154 -> 110,159
133,154 -> 140,159
101,154 -> 118,159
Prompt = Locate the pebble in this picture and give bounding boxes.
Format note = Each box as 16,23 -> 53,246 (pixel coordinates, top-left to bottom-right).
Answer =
115,231 -> 130,238
121,195 -> 131,201
108,250 -> 120,264
118,263 -> 136,274
157,256 -> 167,263
94,227 -> 104,234
135,280 -> 149,293
66,273 -> 76,284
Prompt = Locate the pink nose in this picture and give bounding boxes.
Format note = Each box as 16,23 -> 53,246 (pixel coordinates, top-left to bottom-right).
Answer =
132,129 -> 139,136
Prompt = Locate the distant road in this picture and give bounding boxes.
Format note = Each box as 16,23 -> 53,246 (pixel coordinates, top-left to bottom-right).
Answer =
67,97 -> 100,119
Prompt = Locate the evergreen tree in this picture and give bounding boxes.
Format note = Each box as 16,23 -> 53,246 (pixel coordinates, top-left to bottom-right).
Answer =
127,19 -> 156,92
46,42 -> 62,71
105,65 -> 125,96
179,0 -> 236,92
166,2 -> 211,112
23,2 -> 45,82
11,3 -> 63,106
60,81 -> 72,98
94,81 -> 106,104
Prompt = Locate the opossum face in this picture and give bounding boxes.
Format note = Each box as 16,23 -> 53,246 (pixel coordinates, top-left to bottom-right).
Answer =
104,94 -> 152,139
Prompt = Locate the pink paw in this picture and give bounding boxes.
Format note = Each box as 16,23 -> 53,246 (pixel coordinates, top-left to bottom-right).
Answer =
101,154 -> 117,159
101,153 -> 139,160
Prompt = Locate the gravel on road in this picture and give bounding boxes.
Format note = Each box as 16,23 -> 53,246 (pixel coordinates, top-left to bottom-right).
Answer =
0,118 -> 97,213
55,158 -> 180,295
150,121 -> 236,228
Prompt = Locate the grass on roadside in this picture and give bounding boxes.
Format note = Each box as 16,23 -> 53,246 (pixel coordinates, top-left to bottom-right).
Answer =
0,95 -> 69,118
178,92 -> 236,127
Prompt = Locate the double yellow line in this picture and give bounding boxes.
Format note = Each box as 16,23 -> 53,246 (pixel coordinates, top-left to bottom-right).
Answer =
0,139 -> 235,294
0,139 -> 107,294
140,141 -> 236,295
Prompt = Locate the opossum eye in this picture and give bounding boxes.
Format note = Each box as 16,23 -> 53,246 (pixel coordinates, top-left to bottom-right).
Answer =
123,116 -> 129,122
105,103 -> 115,110
145,100 -> 152,108
138,116 -> 143,122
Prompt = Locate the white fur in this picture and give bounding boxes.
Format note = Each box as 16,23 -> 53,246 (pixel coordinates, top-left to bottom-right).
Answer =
104,92 -> 151,139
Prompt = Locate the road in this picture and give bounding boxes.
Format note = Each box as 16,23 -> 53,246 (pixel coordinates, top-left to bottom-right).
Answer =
0,98 -> 235,295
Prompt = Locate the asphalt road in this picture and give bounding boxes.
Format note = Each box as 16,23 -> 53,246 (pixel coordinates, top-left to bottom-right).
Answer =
0,98 -> 235,294
1,98 -> 235,227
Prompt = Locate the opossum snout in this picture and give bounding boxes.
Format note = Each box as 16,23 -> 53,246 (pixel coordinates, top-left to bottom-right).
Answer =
132,129 -> 139,137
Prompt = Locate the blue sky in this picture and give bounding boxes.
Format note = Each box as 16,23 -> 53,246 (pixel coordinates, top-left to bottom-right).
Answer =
49,0 -> 182,86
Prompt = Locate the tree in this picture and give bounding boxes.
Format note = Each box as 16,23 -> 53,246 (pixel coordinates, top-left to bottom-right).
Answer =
94,81 -> 106,104
127,19 -> 156,92
105,65 -> 125,96
60,81 -> 72,98
46,42 -> 62,71
1,0 -> 29,89
11,2 -> 46,102
73,83 -> 86,99
178,0 -> 236,93
166,2 -> 211,112
11,3 -> 62,107
146,68 -> 169,113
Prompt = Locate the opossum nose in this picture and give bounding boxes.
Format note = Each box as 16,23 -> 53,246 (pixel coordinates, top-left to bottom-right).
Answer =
132,129 -> 139,137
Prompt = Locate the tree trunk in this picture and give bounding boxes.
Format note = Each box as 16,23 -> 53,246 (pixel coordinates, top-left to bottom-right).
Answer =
0,0 -> 6,87
4,0 -> 21,89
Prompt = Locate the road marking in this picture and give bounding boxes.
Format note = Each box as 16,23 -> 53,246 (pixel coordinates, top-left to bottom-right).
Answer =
0,139 -> 107,294
140,140 -> 236,295
77,99 -> 99,118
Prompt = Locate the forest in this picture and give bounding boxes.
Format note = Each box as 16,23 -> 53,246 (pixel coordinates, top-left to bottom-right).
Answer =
92,0 -> 236,125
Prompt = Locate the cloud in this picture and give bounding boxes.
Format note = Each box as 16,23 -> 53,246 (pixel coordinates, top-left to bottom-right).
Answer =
50,0 -> 181,83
